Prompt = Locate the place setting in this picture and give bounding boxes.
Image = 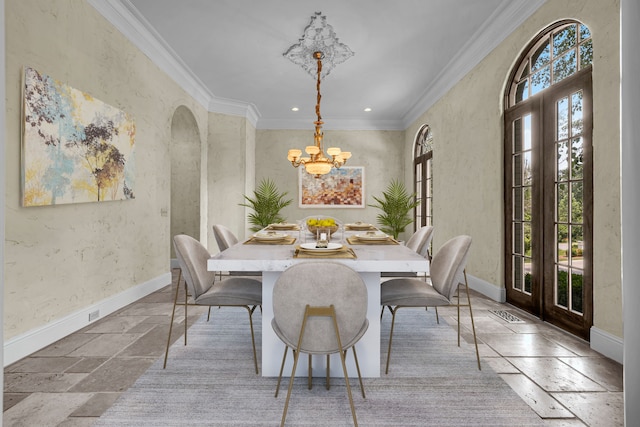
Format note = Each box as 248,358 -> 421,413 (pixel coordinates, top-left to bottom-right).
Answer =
294,230 -> 356,259
344,221 -> 377,231
265,222 -> 300,231
244,231 -> 296,245
347,230 -> 400,245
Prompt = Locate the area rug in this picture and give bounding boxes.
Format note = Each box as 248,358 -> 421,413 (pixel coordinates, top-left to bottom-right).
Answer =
94,307 -> 543,426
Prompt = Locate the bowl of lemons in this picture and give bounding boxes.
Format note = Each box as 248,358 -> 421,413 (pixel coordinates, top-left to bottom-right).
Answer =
306,217 -> 339,237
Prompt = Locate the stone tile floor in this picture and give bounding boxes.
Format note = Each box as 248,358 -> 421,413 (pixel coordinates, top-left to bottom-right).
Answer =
3,269 -> 624,426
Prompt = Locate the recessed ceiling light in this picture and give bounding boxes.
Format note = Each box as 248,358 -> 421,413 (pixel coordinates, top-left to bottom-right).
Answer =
364,107 -> 372,112
291,107 -> 299,112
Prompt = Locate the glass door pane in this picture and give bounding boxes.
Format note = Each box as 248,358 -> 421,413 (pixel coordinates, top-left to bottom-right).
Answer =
511,114 -> 533,296
553,91 -> 585,315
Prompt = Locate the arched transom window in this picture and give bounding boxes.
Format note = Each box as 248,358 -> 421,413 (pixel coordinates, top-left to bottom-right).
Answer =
414,124 -> 433,228
508,21 -> 592,106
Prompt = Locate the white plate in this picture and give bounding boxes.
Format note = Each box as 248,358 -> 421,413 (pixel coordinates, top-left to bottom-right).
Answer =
299,242 -> 343,251
346,223 -> 374,230
253,232 -> 288,241
354,233 -> 388,241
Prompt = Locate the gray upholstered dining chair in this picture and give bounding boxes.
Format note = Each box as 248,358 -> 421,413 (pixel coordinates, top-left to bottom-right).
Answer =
272,262 -> 368,427
405,225 -> 434,257
164,234 -> 262,373
212,224 -> 238,252
381,226 -> 434,278
380,235 -> 480,373
212,224 -> 261,277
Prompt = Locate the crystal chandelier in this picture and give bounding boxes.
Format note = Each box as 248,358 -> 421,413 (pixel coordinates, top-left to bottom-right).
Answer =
287,51 -> 351,176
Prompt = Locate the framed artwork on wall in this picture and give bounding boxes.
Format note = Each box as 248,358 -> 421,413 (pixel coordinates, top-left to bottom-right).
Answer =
299,166 -> 365,208
21,66 -> 136,207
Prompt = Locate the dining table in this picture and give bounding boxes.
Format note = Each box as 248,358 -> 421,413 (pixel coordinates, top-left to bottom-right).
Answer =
207,224 -> 430,378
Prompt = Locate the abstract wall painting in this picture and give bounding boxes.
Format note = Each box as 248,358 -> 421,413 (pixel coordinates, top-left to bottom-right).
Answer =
299,166 -> 365,208
22,67 -> 135,206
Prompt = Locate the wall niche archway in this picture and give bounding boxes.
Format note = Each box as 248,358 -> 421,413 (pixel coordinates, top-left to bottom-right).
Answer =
170,106 -> 202,257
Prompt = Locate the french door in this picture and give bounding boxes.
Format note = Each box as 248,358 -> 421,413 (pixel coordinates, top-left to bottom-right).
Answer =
505,69 -> 592,339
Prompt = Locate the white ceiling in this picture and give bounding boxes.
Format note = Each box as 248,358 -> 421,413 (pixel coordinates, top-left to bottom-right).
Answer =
91,0 -> 545,130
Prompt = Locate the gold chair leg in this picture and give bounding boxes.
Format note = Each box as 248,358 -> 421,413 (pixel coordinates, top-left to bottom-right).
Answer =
244,305 -> 259,374
385,306 -> 399,374
281,304 -> 313,427
351,345 -> 366,398
280,305 -> 360,427
330,306 -> 358,427
281,347 -> 301,427
275,346 -> 289,397
463,270 -> 481,370
163,269 -> 183,369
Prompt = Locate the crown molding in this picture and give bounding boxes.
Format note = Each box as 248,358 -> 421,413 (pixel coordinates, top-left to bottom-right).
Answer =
208,97 -> 260,128
402,0 -> 546,128
89,0 -> 265,128
88,0 -> 213,109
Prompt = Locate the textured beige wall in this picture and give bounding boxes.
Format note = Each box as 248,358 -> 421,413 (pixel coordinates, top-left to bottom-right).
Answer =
207,113 -> 254,250
255,129 -> 407,237
4,0 -> 209,339
405,0 -> 622,337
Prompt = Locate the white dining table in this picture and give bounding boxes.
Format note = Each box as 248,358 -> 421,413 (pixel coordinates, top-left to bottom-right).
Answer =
207,230 -> 430,378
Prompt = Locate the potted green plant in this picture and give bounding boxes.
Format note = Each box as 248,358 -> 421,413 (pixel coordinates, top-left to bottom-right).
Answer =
369,179 -> 420,240
240,178 -> 293,232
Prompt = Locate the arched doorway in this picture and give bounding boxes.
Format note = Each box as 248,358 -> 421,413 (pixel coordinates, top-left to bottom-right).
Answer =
170,106 -> 202,257
504,21 -> 593,339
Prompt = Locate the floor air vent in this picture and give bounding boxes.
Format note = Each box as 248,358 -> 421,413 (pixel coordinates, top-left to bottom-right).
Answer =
489,309 -> 525,323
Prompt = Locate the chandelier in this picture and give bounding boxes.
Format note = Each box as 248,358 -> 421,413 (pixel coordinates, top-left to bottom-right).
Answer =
286,51 -> 351,176
285,12 -> 353,176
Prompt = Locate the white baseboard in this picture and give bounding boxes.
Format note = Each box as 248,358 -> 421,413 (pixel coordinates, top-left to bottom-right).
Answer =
3,272 -> 171,367
466,273 -> 506,302
590,326 -> 624,364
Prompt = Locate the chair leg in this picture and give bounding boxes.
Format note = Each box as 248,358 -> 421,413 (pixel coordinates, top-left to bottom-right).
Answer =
330,308 -> 358,427
309,354 -> 313,390
385,306 -> 399,375
183,282 -> 188,345
280,305 -> 360,427
351,345 -> 366,398
244,305 -> 259,374
207,307 -> 211,322
275,346 -> 289,397
281,308 -> 309,427
434,307 -> 440,324
463,270 -> 481,370
163,269 -> 183,369
325,354 -> 329,390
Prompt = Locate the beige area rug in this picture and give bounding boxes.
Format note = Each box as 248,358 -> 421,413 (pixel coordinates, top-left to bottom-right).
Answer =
94,307 -> 543,426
